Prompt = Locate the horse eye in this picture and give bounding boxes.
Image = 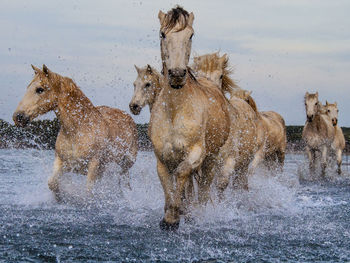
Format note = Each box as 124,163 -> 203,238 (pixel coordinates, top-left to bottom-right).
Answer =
160,32 -> 166,39
315,102 -> 318,105
36,87 -> 44,94
145,83 -> 151,88
190,33 -> 194,40
328,110 -> 330,113
220,75 -> 223,80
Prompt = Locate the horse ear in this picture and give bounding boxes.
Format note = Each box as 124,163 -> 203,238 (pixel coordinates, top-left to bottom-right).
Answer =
335,102 -> 337,106
246,90 -> 252,96
220,54 -> 228,64
305,91 -> 309,96
326,100 -> 329,106
315,91 -> 319,97
146,64 -> 153,74
134,65 -> 141,74
31,64 -> 41,74
42,64 -> 50,77
158,10 -> 166,24
188,12 -> 194,26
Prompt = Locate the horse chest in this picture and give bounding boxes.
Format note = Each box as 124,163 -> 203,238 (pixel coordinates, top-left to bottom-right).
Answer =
56,132 -> 95,163
151,118 -> 194,164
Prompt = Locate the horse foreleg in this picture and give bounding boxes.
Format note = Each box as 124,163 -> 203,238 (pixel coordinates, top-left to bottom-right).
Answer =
306,146 -> 315,175
336,149 -> 342,175
48,155 -> 63,201
321,145 -> 328,177
86,158 -> 102,193
247,146 -> 265,177
216,157 -> 235,201
161,144 -> 204,231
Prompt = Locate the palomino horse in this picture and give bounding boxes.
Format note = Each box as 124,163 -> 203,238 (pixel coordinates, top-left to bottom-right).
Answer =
302,92 -> 335,176
129,65 -> 163,115
13,65 -> 138,200
152,7 -> 259,230
129,64 -> 195,205
193,53 -> 287,170
325,101 -> 345,174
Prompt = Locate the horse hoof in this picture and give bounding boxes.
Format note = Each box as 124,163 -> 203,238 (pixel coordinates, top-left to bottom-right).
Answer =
54,193 -> 62,203
159,218 -> 179,231
184,215 -> 194,224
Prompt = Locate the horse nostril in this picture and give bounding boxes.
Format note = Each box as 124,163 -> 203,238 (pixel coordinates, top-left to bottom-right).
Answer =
16,113 -> 23,122
129,103 -> 140,114
13,112 -> 29,127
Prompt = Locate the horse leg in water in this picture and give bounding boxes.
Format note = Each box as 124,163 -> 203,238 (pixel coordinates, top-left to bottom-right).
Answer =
232,164 -> 249,190
48,156 -> 64,202
196,156 -> 217,204
86,158 -> 104,193
160,144 -> 205,230
336,149 -> 342,175
306,146 -> 315,175
246,146 -> 264,178
321,145 -> 328,177
216,157 -> 235,201
276,150 -> 285,173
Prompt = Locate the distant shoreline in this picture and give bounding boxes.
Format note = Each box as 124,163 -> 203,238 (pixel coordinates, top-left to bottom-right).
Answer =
1,119 -> 349,153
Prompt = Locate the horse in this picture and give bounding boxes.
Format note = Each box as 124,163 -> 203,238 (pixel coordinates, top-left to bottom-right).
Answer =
152,6 -> 259,230
129,64 -> 195,205
302,92 -> 335,177
325,101 -> 345,174
13,65 -> 138,200
193,52 -> 287,171
129,65 -> 164,115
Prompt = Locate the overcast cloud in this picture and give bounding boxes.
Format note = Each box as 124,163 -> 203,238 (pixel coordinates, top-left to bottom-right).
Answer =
0,0 -> 349,126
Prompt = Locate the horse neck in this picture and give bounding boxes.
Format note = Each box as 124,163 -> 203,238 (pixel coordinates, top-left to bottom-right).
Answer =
148,71 -> 163,112
55,78 -> 100,132
309,112 -> 327,131
161,67 -> 194,114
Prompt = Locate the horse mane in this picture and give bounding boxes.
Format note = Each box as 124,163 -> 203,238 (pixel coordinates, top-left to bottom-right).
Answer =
246,96 -> 258,112
221,55 -> 240,93
39,70 -> 94,110
161,6 -> 190,32
187,66 -> 197,82
231,88 -> 258,112
193,53 -> 240,92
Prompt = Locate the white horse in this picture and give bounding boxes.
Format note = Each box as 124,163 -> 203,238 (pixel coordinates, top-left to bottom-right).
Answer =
302,92 -> 335,176
325,101 -> 345,174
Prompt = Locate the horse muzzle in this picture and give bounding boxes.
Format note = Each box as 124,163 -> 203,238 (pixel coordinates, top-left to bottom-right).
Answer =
307,115 -> 314,122
129,103 -> 142,115
332,118 -> 338,126
168,68 -> 187,89
13,111 -> 30,127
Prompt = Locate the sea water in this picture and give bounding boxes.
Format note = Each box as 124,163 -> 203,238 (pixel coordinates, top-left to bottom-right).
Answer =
0,149 -> 349,262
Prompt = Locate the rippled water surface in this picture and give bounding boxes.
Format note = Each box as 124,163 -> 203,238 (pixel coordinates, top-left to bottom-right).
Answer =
1,149 -> 350,262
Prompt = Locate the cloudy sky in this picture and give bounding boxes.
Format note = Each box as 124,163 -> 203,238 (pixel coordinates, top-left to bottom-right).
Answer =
1,0 -> 349,126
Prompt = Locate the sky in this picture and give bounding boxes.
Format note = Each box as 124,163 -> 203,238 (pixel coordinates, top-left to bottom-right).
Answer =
0,0 -> 349,126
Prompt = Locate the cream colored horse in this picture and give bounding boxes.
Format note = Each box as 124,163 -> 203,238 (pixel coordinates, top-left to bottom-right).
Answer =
302,92 -> 335,176
152,7 -> 259,230
325,101 -> 345,174
129,64 -> 195,205
193,53 -> 287,170
129,65 -> 163,115
13,65 -> 138,200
